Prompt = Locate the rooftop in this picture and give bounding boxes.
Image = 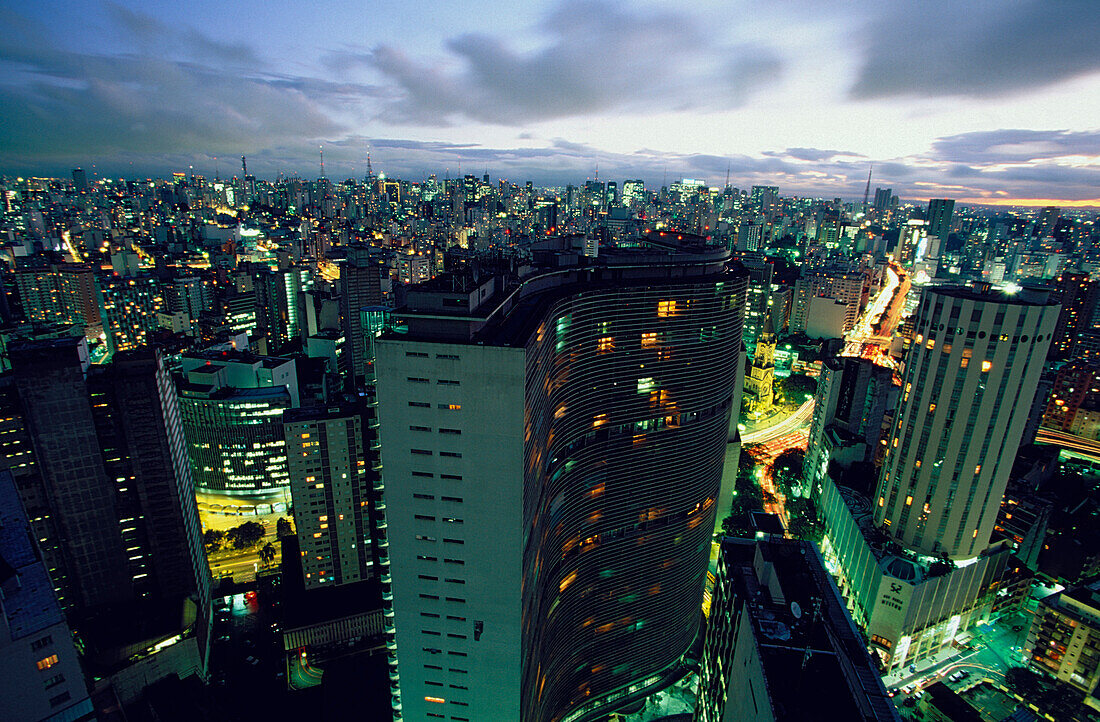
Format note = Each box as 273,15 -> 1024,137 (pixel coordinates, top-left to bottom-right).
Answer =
720,537 -> 899,721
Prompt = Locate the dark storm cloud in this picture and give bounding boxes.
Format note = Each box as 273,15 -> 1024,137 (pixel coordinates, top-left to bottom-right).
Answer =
929,129 -> 1100,164
850,0 -> 1100,99
763,148 -> 866,162
351,0 -> 782,125
0,6 -> 345,169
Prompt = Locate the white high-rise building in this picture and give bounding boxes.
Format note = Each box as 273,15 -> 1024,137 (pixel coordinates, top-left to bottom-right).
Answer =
875,286 -> 1059,559
375,238 -> 746,721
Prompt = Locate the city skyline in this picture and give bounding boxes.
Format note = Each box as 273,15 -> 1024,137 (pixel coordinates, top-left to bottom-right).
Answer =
0,0 -> 1098,205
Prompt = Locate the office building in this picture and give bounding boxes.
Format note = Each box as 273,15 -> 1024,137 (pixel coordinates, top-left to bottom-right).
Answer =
803,356 -> 899,499
875,286 -> 1058,559
733,253 -> 773,356
176,347 -> 299,495
254,266 -> 313,348
819,285 -> 1059,673
926,199 -> 955,245
71,167 -> 88,192
9,339 -> 211,697
694,538 -> 899,722
375,234 -> 746,721
1041,360 -> 1100,438
1050,271 -> 1099,359
340,245 -> 392,388
14,263 -> 101,337
790,267 -> 865,335
0,470 -> 94,722
98,275 -> 166,353
285,404 -> 376,589
1027,578 -> 1100,708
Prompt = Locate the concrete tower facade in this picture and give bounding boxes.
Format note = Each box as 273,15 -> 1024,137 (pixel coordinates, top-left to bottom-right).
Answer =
874,286 -> 1058,559
375,235 -> 746,722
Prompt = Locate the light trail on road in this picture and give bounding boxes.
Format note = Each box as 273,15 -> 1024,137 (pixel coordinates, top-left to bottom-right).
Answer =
742,398 -> 815,444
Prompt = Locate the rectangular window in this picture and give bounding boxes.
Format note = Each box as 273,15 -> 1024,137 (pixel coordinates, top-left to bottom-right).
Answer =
438,380 -> 460,386
31,635 -> 53,651
441,496 -> 462,503
445,597 -> 466,603
49,692 -> 71,708
416,535 -> 437,542
408,377 -> 430,383
438,404 -> 462,410
436,354 -> 460,360
445,578 -> 466,584
410,425 -> 432,432
412,449 -> 433,455
440,452 -> 462,458
439,428 -> 461,435
440,474 -> 463,481
443,517 -> 463,524
420,594 -> 440,601
412,471 -> 434,478
443,538 -> 464,544
415,515 -> 436,521
444,558 -> 464,565
414,493 -> 435,500
409,402 -> 430,408
43,674 -> 65,689
36,655 -> 58,670
406,352 -> 429,358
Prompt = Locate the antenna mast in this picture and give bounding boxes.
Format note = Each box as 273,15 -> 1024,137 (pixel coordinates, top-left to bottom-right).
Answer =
862,164 -> 873,208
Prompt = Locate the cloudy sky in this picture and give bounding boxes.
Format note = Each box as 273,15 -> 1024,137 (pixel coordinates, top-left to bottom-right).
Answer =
1,0 -> 1098,205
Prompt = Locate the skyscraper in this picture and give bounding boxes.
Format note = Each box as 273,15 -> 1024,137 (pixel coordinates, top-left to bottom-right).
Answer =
926,198 -> 955,244
818,285 -> 1060,673
875,286 -> 1058,559
176,347 -> 299,495
340,245 -> 391,388
10,338 -> 210,618
375,234 -> 746,721
285,404 -> 376,589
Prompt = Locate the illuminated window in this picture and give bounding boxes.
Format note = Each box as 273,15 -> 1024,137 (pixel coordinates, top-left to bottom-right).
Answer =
636,377 -> 656,394
657,300 -> 678,317
981,360 -> 993,372
905,496 -> 913,506
559,570 -> 577,593
36,655 -> 58,670
641,332 -> 658,348
597,336 -> 615,354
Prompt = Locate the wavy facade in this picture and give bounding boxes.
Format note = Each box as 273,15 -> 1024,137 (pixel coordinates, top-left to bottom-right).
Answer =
377,235 -> 745,722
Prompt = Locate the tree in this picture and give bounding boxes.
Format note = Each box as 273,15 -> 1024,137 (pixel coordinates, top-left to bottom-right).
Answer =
276,517 -> 293,538
258,542 -> 277,566
227,521 -> 266,549
203,528 -> 226,552
773,448 -> 806,496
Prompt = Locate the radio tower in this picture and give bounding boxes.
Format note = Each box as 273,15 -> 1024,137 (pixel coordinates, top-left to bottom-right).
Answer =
862,164 -> 873,209
241,155 -> 247,177
319,145 -> 325,179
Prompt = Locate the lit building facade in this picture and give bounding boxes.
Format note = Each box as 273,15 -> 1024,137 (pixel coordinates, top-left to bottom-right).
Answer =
1027,579 -> 1100,708
98,275 -> 166,353
820,285 -> 1059,673
875,287 -> 1058,559
176,349 -> 299,495
376,236 -> 745,721
285,405 -> 376,589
